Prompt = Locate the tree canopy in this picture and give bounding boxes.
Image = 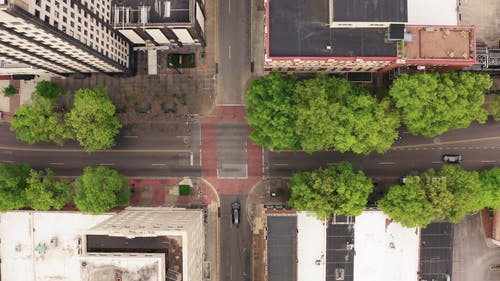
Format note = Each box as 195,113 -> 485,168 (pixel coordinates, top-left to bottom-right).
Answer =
288,162 -> 373,220
24,168 -> 73,211
478,167 -> 500,209
488,95 -> 500,121
294,75 -> 400,154
10,97 -> 73,145
66,87 -> 122,152
0,163 -> 31,211
35,81 -> 62,100
379,165 -> 483,227
246,73 -> 299,150
74,166 -> 130,214
3,85 -> 16,97
389,72 -> 492,137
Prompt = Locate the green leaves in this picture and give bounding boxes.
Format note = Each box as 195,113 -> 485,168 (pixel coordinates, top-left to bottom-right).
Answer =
246,73 -> 299,151
390,72 -> 491,137
10,97 -> 73,145
25,168 -> 73,211
35,81 -> 62,100
288,162 -> 373,220
0,163 -> 31,211
478,167 -> 500,209
379,165 -> 484,227
74,166 -> 131,214
66,87 -> 122,152
247,73 -> 399,154
488,95 -> 500,121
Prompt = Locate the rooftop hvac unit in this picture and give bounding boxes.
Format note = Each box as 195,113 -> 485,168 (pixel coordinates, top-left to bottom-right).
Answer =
335,268 -> 345,280
346,242 -> 354,251
164,1 -> 171,17
388,24 -> 405,41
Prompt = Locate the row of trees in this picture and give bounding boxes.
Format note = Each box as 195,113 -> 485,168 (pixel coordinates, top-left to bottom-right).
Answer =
10,81 -> 122,152
247,72 -> 494,154
0,163 -> 130,214
288,163 -> 500,227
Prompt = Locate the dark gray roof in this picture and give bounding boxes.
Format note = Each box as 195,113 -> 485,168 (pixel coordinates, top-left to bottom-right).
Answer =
269,0 -> 397,57
113,0 -> 191,24
266,215 -> 297,281
333,0 -> 407,22
326,216 -> 354,281
419,222 -> 453,281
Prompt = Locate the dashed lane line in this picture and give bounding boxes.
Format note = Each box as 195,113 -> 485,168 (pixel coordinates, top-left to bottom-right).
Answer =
391,136 -> 500,150
0,146 -> 191,153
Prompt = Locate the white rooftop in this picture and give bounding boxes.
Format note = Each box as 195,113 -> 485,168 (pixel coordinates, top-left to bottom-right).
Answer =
0,211 -> 113,281
408,0 -> 458,25
297,211 -> 326,281
354,211 -> 419,281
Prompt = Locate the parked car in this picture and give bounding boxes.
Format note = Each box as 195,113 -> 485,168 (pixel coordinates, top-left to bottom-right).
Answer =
401,177 -> 406,184
231,202 -> 241,225
442,154 -> 462,163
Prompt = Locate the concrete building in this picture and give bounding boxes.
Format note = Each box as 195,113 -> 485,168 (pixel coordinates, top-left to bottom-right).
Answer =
0,0 -> 132,76
111,0 -> 206,47
264,0 -> 476,73
0,207 -> 205,281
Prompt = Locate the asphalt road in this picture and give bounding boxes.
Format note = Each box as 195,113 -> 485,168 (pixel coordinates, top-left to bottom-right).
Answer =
220,195 -> 252,281
217,0 -> 252,104
266,120 -> 500,179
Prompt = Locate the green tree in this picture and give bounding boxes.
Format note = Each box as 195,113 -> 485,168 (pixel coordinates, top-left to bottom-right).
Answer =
25,168 -> 73,211
379,165 -> 483,227
0,163 -> 31,211
288,162 -> 373,220
488,95 -> 500,121
294,74 -> 400,154
66,87 -> 122,152
10,97 -> 73,145
390,72 -> 492,137
478,167 -> 500,209
378,176 -> 436,228
74,166 -> 131,214
3,85 -> 16,97
246,73 -> 299,150
35,81 -> 62,100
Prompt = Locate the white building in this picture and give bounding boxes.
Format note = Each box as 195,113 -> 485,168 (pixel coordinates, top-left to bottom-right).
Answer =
0,0 -> 132,75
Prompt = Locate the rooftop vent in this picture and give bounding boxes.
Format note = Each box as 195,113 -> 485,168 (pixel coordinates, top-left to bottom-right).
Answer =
388,24 -> 405,41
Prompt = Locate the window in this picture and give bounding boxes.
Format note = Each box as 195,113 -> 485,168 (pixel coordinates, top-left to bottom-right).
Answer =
34,10 -> 40,17
35,0 -> 41,6
45,5 -> 50,12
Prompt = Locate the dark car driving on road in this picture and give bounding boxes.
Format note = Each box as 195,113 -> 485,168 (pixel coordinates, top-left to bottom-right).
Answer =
232,202 -> 241,225
442,154 -> 462,163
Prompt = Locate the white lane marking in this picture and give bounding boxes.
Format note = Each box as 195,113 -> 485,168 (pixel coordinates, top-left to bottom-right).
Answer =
480,160 -> 496,163
190,152 -> 194,166
228,0 -> 231,14
50,162 -> 65,165
327,162 -> 339,165
152,163 -> 167,166
377,162 -> 395,165
228,45 -> 231,59
99,163 -> 114,166
272,163 -> 289,166
123,135 -> 138,138
431,161 -> 442,164
2,160 -> 14,163
230,266 -> 233,280
176,135 -> 190,138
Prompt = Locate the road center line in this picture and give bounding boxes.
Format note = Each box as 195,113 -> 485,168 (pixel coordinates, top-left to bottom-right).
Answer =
480,160 -> 496,163
100,163 -> 114,166
392,136 -> 500,150
50,162 -> 65,165
431,161 -> 442,164
228,0 -> 231,14
2,160 -> 14,163
0,146 -> 191,153
272,163 -> 289,166
151,163 -> 167,166
377,162 -> 395,165
228,45 -> 231,59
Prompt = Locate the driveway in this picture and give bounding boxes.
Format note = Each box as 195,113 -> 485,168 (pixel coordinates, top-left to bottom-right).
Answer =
453,213 -> 500,281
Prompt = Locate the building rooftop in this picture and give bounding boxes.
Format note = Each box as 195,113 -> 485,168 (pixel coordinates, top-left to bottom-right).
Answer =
0,211 -> 113,281
326,215 -> 354,281
266,214 -> 297,281
297,212 -> 326,281
419,222 -> 453,281
353,211 -> 419,281
332,0 -> 407,22
81,254 -> 165,281
112,0 -> 191,25
404,26 -> 475,61
407,0 -> 457,25
268,0 -> 397,58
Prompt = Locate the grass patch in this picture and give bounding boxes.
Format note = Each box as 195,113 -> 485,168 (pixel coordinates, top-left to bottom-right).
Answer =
167,54 -> 196,68
178,184 -> 191,195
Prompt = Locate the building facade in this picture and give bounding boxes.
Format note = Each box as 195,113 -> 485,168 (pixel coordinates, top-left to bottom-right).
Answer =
0,0 -> 132,76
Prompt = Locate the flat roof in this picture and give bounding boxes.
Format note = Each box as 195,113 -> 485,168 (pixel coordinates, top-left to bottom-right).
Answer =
333,0 -> 407,22
266,215 -> 298,281
0,211 -> 113,281
297,212 -> 326,281
420,222 -> 453,281
81,254 -> 165,281
407,0 -> 457,25
326,215 -> 354,281
405,26 -> 474,61
112,0 -> 190,24
268,0 -> 397,57
353,211 -> 419,281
